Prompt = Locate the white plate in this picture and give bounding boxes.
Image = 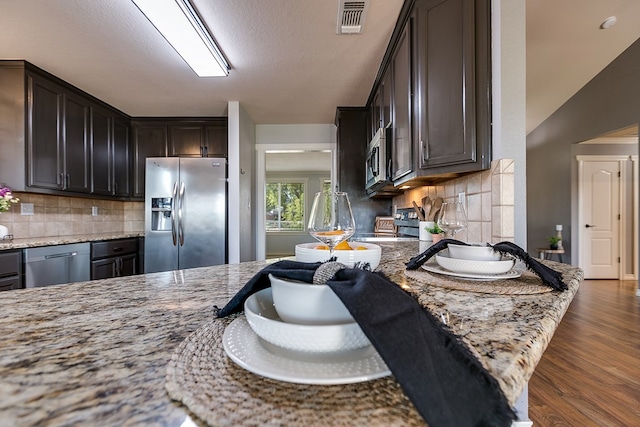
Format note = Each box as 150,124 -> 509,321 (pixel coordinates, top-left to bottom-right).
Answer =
422,262 -> 522,281
435,250 -> 515,275
223,317 -> 391,385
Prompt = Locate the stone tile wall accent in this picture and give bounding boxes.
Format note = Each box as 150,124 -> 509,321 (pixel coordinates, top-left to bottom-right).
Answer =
0,193 -> 144,239
392,158 -> 515,243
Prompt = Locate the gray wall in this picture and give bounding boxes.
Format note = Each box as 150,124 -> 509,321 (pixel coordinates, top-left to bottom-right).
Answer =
526,38 -> 640,265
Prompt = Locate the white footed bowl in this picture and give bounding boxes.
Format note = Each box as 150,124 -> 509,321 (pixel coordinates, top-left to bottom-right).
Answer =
244,288 -> 370,353
269,274 -> 354,325
295,242 -> 381,270
435,251 -> 515,275
447,243 -> 502,261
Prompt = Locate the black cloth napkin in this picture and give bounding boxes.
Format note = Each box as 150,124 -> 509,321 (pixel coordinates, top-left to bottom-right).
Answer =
214,259 -> 321,318
215,260 -> 517,427
405,239 -> 567,291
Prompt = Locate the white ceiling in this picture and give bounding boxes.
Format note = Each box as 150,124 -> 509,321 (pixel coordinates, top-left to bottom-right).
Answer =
1,0 -> 639,132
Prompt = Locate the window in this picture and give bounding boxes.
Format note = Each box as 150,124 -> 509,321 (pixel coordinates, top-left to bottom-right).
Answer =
266,181 -> 305,231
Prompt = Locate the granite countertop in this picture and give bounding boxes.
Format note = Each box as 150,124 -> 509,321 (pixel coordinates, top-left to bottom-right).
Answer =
0,241 -> 582,426
0,232 -> 144,250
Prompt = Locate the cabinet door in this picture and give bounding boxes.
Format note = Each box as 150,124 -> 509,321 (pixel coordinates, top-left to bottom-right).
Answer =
91,105 -> 112,195
414,0 -> 478,169
391,23 -> 413,181
27,74 -> 63,190
381,69 -> 392,129
63,91 -> 91,193
113,117 -> 130,197
204,121 -> 228,157
169,124 -> 204,157
91,258 -> 116,280
132,124 -> 168,199
118,254 -> 137,277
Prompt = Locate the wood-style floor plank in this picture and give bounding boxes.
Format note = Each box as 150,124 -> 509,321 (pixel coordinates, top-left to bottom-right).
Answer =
528,279 -> 640,426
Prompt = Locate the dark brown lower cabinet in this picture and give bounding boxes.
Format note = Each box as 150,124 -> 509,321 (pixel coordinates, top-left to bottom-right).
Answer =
0,250 -> 23,291
90,238 -> 139,280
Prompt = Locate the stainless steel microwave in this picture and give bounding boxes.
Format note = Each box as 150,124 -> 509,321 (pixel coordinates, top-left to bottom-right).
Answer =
365,127 -> 392,192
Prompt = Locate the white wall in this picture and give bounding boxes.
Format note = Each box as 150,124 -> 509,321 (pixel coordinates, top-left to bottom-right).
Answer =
491,0 -> 527,247
228,101 -> 256,263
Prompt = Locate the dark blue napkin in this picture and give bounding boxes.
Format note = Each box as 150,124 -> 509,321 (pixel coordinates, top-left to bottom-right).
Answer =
215,260 -> 517,426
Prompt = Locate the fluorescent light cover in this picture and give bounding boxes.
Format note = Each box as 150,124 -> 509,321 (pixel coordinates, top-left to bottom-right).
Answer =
132,0 -> 229,77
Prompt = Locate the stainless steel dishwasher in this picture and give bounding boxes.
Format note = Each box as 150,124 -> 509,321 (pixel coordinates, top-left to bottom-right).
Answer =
24,243 -> 90,288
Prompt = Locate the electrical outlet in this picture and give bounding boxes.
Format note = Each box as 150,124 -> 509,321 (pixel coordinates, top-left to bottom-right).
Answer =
91,206 -> 98,216
21,203 -> 34,215
458,192 -> 465,204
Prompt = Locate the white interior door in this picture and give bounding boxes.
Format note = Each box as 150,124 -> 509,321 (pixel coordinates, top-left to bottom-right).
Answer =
579,160 -> 620,278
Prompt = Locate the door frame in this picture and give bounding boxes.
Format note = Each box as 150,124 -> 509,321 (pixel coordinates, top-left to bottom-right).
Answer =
576,155 -> 638,280
255,143 -> 336,261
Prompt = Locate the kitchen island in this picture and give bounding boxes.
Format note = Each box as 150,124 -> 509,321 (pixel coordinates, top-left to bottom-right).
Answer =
0,241 -> 582,426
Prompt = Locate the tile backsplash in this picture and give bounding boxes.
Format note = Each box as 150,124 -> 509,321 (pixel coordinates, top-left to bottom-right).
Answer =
0,193 -> 144,238
392,158 -> 514,243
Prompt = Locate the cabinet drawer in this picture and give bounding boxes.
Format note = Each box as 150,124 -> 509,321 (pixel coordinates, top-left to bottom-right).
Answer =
0,276 -> 22,291
0,250 -> 22,278
91,238 -> 138,260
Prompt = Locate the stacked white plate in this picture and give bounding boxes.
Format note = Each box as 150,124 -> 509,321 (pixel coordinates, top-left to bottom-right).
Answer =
423,243 -> 520,280
222,286 -> 391,385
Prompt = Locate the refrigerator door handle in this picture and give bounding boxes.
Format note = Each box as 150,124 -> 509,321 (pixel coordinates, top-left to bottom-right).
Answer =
178,181 -> 186,246
171,181 -> 178,246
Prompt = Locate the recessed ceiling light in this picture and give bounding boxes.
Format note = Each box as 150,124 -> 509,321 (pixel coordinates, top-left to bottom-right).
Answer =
600,16 -> 617,30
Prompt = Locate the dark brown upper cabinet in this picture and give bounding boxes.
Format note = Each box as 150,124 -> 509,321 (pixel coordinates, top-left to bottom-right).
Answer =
27,73 -> 91,192
0,61 -> 132,199
413,0 -> 491,178
90,104 -> 113,196
169,119 -> 228,158
364,0 -> 491,190
131,122 -> 168,200
130,118 -> 227,200
390,22 -> 413,182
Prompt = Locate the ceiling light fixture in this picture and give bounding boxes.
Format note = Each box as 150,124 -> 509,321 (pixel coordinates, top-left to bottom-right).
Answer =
132,0 -> 229,77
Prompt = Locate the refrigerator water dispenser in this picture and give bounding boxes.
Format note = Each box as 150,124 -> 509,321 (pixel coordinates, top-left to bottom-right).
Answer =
151,197 -> 172,231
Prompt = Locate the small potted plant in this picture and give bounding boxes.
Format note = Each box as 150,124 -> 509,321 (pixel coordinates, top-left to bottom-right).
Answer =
547,236 -> 561,250
426,223 -> 444,243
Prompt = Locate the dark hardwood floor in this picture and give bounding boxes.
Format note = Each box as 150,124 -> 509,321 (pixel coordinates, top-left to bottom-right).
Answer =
528,279 -> 640,426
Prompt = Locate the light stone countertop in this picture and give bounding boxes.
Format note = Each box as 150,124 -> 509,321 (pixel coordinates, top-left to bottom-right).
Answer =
0,241 -> 582,426
0,233 -> 144,250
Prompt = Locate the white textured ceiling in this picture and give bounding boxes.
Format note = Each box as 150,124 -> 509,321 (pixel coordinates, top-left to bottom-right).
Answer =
1,0 -> 639,131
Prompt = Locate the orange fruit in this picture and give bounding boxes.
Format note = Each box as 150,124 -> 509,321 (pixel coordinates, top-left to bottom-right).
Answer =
334,240 -> 352,250
315,245 -> 329,250
355,246 -> 368,250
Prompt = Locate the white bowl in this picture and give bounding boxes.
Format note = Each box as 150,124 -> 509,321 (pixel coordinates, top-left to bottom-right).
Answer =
295,241 -> 381,270
244,288 -> 370,353
435,250 -> 515,275
447,243 -> 502,261
269,274 -> 354,325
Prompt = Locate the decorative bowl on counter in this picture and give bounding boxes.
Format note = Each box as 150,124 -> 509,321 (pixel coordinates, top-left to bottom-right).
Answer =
269,274 -> 354,325
435,250 -> 515,275
294,241 -> 381,269
244,288 -> 369,353
447,243 -> 501,261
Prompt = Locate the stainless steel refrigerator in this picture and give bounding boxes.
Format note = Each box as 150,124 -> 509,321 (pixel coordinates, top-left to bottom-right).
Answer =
144,157 -> 227,273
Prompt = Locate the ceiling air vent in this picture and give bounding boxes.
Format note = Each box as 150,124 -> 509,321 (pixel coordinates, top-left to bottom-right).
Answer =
337,0 -> 369,34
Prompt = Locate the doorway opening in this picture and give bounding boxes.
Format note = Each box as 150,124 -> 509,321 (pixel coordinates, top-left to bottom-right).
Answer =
256,144 -> 335,260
